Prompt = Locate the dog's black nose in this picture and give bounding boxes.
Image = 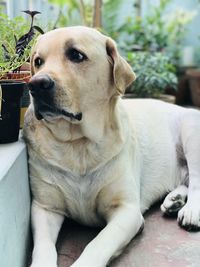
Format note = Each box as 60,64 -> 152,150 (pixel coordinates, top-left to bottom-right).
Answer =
28,74 -> 54,96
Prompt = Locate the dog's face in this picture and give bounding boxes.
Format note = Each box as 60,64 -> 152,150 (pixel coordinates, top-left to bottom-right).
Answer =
29,26 -> 135,123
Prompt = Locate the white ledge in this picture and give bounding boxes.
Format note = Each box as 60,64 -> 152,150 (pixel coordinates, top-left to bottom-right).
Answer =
0,138 -> 26,180
0,137 -> 31,267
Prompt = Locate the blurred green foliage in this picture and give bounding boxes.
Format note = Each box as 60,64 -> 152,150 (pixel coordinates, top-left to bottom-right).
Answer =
113,0 -> 196,67
48,0 -> 93,27
127,51 -> 178,97
101,0 -> 195,97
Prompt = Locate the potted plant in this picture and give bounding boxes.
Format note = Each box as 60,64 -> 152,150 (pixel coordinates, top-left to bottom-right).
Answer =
125,52 -> 177,102
0,10 -> 44,76
0,80 -> 25,143
0,10 -> 44,143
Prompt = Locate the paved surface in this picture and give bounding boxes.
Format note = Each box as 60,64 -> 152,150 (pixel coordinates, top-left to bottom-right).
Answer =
56,204 -> 200,267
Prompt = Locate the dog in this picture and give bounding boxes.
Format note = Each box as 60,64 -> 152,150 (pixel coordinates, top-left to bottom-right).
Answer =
23,26 -> 200,267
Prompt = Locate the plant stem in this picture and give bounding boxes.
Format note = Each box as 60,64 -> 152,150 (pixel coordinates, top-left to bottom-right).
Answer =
93,0 -> 102,28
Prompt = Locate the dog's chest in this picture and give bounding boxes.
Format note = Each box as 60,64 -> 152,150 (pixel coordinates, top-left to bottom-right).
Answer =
28,127 -> 121,226
29,152 -> 107,226
52,167 -> 106,226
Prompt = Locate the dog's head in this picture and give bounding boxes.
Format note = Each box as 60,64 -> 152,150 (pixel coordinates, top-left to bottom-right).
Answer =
29,26 -> 135,123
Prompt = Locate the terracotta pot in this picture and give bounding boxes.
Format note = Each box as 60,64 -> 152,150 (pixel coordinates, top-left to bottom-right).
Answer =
156,94 -> 176,104
186,69 -> 200,107
0,71 -> 30,82
123,93 -> 176,104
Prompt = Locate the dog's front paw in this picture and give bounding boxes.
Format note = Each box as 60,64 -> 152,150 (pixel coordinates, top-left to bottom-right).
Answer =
161,193 -> 186,216
178,203 -> 200,231
161,186 -> 188,216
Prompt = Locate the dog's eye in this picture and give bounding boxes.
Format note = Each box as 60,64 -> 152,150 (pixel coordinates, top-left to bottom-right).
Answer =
34,57 -> 44,68
67,48 -> 87,63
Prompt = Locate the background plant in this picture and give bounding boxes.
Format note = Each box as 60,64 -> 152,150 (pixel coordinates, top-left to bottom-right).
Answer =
48,0 -> 93,28
48,0 -> 124,30
127,52 -> 178,97
101,0 -> 125,39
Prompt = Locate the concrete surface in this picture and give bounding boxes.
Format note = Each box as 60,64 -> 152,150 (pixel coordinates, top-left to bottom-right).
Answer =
0,139 -> 31,267
56,204 -> 200,267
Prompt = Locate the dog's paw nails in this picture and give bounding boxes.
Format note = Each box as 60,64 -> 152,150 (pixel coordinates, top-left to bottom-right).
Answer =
178,204 -> 200,231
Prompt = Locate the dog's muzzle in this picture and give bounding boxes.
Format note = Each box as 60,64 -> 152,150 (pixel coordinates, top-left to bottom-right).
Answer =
28,74 -> 82,122
28,74 -> 55,97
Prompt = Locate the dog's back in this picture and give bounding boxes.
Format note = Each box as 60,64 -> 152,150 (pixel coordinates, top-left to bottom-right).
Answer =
121,99 -> 197,211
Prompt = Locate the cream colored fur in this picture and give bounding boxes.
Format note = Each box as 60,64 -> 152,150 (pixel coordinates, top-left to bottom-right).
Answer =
23,26 -> 200,267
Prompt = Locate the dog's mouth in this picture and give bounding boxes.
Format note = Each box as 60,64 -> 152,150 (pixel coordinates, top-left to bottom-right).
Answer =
34,101 -> 82,123
28,76 -> 82,123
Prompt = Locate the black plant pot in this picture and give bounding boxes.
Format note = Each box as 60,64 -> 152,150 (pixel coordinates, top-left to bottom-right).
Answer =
0,80 -> 25,143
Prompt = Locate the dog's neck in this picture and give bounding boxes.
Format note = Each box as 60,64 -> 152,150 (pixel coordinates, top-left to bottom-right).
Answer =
42,119 -> 83,142
81,101 -> 114,143
41,97 -> 126,145
24,98 -> 129,175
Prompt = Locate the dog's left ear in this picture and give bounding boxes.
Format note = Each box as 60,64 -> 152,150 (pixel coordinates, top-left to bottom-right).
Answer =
106,38 -> 136,95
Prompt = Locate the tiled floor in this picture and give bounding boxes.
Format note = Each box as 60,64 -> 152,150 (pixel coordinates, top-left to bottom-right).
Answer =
55,203 -> 200,267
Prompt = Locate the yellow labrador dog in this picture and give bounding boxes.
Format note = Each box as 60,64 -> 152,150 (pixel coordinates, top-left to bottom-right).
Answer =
23,26 -> 200,267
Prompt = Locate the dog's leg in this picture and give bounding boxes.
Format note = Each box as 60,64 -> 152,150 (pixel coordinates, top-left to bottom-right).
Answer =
178,112 -> 200,230
160,185 -> 188,216
30,201 -> 64,267
70,204 -> 144,267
